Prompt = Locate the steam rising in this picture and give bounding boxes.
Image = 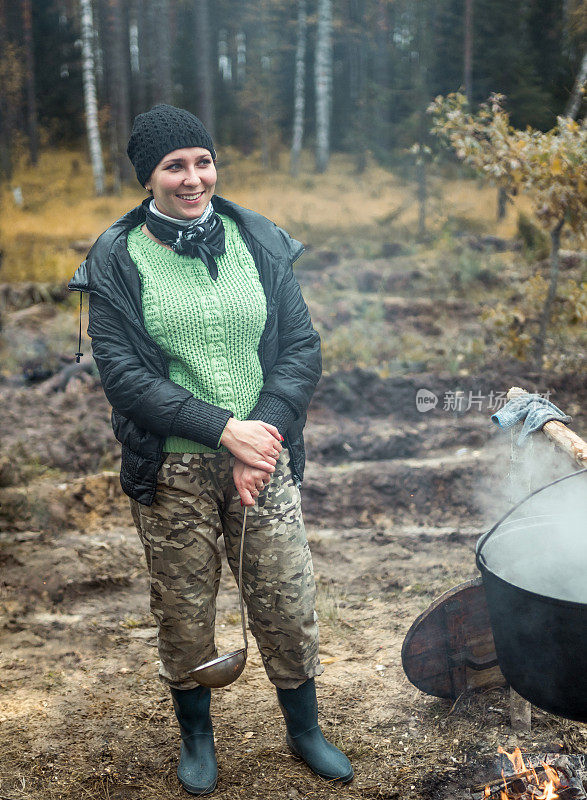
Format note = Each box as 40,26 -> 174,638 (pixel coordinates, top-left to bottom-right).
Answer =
478,434 -> 587,603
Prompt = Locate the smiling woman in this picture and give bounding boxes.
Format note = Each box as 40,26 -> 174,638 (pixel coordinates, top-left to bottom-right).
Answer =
67,103 -> 352,795
144,147 -> 217,220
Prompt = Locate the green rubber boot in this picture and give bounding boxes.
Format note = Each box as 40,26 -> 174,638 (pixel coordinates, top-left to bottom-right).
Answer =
276,679 -> 353,783
170,686 -> 218,795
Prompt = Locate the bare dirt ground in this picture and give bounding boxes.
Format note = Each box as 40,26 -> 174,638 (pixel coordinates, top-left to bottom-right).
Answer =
1,254 -> 586,799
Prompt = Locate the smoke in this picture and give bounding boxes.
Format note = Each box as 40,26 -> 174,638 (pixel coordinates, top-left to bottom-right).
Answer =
477,432 -> 587,603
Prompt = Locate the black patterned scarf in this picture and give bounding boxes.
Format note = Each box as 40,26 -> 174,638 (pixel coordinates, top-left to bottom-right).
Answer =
145,200 -> 225,280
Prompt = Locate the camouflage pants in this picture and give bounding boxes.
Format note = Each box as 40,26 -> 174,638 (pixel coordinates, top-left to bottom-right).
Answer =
129,448 -> 323,690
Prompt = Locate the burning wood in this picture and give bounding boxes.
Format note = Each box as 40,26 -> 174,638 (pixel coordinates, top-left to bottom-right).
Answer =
474,749 -> 587,800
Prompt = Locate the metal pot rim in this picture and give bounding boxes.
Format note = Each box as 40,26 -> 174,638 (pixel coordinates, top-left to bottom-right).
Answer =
477,559 -> 587,611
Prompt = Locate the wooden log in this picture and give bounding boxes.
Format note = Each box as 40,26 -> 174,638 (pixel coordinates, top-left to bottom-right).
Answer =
510,687 -> 532,733
0,282 -> 68,310
506,386 -> 587,467
38,361 -> 96,393
471,769 -> 535,793
69,239 -> 94,253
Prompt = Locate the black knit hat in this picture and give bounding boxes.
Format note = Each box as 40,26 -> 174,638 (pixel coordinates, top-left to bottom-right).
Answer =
127,104 -> 216,187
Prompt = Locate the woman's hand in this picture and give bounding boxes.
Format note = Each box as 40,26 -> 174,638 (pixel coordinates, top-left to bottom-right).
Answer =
220,419 -> 282,473
233,457 -> 272,507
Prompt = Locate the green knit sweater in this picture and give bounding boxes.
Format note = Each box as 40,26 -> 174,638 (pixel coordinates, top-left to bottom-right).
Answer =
127,214 -> 267,453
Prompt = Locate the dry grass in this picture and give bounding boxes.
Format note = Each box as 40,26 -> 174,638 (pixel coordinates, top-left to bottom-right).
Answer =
0,146 -> 536,283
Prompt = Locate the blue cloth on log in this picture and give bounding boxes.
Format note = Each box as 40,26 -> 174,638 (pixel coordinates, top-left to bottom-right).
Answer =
491,394 -> 571,445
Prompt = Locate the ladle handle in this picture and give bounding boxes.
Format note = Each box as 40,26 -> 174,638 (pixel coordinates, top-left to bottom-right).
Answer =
238,507 -> 248,651
475,467 -> 587,566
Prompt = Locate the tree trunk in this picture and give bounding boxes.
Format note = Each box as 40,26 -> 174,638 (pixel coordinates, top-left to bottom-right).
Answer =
464,0 -> 473,105
374,0 -> 391,152
93,0 -> 105,98
417,156 -> 427,240
106,0 -> 134,188
153,0 -> 173,104
136,0 -> 156,109
236,30 -> 246,86
0,0 -> 14,179
315,0 -> 332,173
22,0 -> 39,165
218,27 -> 232,82
416,0 -> 431,239
497,185 -> 508,220
129,0 -> 146,115
533,218 -> 565,370
80,0 -> 106,195
194,0 -> 214,135
259,2 -> 271,170
565,49 -> 587,120
348,0 -> 367,173
290,0 -> 306,177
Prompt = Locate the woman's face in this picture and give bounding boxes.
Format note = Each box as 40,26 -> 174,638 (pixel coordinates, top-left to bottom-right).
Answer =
145,146 -> 217,220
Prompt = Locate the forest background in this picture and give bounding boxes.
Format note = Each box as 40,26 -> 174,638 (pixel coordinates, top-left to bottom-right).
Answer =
1,0 -> 586,177
0,0 -> 585,374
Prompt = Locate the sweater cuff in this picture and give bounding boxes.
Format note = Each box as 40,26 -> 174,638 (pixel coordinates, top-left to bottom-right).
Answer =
172,397 -> 233,449
247,393 -> 297,435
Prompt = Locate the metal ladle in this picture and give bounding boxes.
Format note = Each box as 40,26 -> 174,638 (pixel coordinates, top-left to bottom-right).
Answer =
188,507 -> 249,688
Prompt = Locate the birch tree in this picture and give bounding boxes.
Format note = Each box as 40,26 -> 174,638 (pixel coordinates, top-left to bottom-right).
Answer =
290,0 -> 306,177
236,30 -> 246,87
565,49 -> 587,119
129,0 -> 146,115
315,0 -> 332,173
80,0 -> 106,195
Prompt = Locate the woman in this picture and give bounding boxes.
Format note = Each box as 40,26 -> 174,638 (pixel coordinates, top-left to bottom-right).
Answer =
69,104 -> 353,795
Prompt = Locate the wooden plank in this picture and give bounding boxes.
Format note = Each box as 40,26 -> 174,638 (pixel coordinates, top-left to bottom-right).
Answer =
401,578 -> 506,699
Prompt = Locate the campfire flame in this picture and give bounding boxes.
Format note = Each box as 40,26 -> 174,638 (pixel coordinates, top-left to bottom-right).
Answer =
482,747 -> 562,799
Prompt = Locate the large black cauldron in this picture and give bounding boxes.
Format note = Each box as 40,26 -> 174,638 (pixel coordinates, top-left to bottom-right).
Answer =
476,470 -> 587,723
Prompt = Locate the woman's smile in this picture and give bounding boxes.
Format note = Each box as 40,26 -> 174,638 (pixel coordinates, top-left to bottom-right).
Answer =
177,191 -> 204,201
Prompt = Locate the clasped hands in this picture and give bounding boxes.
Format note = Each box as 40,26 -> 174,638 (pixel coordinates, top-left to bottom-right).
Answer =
220,418 -> 283,507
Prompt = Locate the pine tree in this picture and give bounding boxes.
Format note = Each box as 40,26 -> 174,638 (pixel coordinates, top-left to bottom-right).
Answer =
348,0 -> 367,172
22,0 -> 38,165
105,0 -> 133,187
0,0 -> 16,178
194,0 -> 214,134
372,0 -> 392,157
153,0 -> 173,104
464,0 -> 474,103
